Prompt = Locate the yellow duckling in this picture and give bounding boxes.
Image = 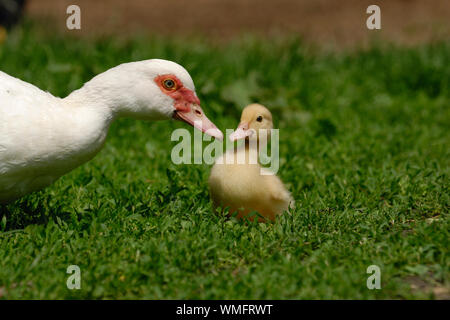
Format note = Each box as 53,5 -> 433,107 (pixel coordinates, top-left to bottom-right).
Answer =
209,104 -> 294,221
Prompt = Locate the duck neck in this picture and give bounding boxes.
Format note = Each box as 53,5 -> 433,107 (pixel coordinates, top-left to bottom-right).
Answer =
245,137 -> 267,152
64,70 -> 171,124
64,81 -> 123,124
242,138 -> 261,164
244,138 -> 256,152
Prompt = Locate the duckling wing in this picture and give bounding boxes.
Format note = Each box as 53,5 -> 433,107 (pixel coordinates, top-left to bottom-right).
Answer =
261,173 -> 295,213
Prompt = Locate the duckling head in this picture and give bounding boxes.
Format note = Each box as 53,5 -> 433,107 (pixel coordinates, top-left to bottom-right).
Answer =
229,103 -> 273,142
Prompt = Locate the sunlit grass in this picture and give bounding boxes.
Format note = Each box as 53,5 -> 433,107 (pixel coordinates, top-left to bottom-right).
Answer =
0,24 -> 448,299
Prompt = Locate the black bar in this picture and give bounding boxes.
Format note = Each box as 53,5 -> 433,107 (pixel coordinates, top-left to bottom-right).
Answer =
0,300 -> 443,318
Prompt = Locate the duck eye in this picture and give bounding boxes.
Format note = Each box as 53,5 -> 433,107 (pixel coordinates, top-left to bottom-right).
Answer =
256,116 -> 263,122
163,79 -> 176,90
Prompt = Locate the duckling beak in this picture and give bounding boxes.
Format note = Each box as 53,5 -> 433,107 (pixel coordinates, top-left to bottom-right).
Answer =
173,104 -> 223,141
229,122 -> 254,141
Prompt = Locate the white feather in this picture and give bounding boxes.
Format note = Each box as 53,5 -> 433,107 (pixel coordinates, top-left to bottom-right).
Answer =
0,59 -> 196,203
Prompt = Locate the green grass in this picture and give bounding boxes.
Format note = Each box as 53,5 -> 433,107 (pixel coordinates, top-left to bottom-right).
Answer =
0,25 -> 449,299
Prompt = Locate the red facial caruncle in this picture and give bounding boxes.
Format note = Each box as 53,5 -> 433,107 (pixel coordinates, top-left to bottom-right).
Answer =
154,74 -> 200,113
153,74 -> 223,140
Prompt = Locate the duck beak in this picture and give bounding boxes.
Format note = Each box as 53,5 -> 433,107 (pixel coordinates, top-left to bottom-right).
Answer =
173,104 -> 223,141
229,122 -> 254,141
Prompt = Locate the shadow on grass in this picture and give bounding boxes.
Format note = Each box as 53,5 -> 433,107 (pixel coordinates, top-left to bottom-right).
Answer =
0,193 -> 71,231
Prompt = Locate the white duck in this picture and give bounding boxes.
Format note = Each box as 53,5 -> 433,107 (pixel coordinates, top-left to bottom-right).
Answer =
0,59 -> 223,204
209,104 -> 294,221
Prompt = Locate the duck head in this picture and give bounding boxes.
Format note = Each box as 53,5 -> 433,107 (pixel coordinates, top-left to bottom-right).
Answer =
229,103 -> 273,142
83,59 -> 223,140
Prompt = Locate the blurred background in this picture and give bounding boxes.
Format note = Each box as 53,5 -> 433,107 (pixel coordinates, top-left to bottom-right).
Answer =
2,0 -> 449,47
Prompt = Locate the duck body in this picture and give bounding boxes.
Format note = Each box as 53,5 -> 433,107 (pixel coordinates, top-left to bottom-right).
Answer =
209,104 -> 294,221
0,59 -> 223,204
0,71 -> 109,203
209,143 -> 293,221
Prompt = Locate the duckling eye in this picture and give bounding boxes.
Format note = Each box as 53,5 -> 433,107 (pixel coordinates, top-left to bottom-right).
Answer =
163,79 -> 176,90
256,116 -> 263,122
